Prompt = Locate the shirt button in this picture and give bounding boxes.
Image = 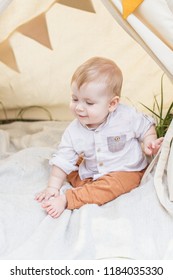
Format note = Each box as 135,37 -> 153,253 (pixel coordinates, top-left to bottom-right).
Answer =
97,148 -> 101,152
99,162 -> 103,166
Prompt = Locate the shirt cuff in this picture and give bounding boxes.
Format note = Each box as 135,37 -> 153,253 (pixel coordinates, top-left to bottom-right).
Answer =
49,157 -> 78,175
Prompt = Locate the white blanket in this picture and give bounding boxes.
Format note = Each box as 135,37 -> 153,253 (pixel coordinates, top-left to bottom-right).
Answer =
0,120 -> 173,260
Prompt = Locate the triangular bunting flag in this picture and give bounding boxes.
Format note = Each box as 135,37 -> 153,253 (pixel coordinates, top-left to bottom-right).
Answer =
0,39 -> 19,72
18,13 -> 52,49
122,0 -> 144,19
57,0 -> 95,13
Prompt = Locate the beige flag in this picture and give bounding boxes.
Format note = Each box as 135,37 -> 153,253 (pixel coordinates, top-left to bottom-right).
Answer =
0,0 -> 96,71
17,13 -> 52,49
0,39 -> 19,72
57,0 -> 95,13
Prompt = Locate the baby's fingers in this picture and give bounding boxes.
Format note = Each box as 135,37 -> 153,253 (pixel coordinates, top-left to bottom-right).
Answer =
153,137 -> 164,150
156,137 -> 164,146
35,192 -> 46,202
144,145 -> 153,156
44,193 -> 54,201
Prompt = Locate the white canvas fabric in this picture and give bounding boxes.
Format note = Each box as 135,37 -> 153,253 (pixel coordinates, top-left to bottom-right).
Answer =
0,0 -> 12,14
102,0 -> 173,80
167,142 -> 173,201
0,120 -> 173,260
154,120 -> 173,208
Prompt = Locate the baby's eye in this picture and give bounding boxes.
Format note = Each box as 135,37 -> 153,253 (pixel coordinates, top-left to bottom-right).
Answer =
72,98 -> 78,102
86,101 -> 94,105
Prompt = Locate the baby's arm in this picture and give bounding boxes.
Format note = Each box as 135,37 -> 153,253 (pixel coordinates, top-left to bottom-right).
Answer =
35,165 -> 67,202
143,125 -> 164,156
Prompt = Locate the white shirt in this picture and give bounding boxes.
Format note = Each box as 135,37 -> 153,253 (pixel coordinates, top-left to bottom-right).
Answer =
49,104 -> 155,180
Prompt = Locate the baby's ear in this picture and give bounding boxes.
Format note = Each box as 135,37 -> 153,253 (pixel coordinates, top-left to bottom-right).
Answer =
109,96 -> 119,112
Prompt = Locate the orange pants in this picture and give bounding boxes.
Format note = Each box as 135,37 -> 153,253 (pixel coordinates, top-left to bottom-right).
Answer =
66,169 -> 145,210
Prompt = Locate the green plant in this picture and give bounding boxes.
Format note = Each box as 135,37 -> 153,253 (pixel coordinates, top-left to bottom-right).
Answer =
140,74 -> 173,138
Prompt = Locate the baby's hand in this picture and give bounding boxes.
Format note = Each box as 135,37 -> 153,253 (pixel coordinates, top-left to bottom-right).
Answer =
35,187 -> 59,203
143,137 -> 164,156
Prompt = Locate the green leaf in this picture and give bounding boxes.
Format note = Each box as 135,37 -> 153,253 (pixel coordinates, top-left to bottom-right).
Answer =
140,73 -> 172,137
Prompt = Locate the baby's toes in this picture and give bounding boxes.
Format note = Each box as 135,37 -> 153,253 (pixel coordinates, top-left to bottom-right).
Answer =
42,201 -> 50,208
48,208 -> 56,215
45,204 -> 54,212
52,212 -> 61,219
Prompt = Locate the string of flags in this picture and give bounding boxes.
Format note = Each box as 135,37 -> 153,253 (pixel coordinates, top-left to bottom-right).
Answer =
0,0 -> 143,72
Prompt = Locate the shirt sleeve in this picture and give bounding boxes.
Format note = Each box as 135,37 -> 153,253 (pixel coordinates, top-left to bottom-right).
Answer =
131,108 -> 155,141
49,127 -> 79,174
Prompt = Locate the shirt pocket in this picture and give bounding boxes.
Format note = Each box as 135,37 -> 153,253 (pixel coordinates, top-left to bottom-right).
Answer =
107,135 -> 126,152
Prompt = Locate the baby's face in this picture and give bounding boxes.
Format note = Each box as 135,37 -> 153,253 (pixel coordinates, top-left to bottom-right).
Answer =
70,81 -> 119,128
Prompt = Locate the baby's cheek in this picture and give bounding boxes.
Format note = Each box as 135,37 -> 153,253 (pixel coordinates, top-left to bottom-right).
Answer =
89,108 -> 98,116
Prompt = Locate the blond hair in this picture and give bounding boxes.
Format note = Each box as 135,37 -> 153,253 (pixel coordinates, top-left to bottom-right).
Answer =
71,57 -> 123,97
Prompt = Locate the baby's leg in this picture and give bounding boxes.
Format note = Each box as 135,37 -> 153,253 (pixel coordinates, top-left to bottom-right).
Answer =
67,171 -> 92,188
42,194 -> 67,218
66,170 -> 145,210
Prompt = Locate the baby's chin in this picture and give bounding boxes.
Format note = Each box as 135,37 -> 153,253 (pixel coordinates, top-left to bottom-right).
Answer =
85,123 -> 101,129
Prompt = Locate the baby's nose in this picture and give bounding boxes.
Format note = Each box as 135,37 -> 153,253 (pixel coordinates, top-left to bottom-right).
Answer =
76,103 -> 84,111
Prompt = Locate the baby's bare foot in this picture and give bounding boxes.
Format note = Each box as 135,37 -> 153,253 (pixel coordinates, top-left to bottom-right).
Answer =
42,194 -> 67,218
